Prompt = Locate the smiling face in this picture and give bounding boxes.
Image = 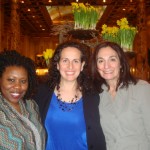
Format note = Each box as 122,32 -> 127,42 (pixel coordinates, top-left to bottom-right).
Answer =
57,47 -> 85,82
96,46 -> 121,85
0,66 -> 28,106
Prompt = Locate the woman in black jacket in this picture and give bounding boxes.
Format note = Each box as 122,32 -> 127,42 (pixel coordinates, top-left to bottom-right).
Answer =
34,41 -> 106,150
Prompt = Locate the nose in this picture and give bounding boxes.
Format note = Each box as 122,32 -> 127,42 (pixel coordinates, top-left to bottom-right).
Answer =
104,61 -> 110,69
14,81 -> 21,90
68,61 -> 73,69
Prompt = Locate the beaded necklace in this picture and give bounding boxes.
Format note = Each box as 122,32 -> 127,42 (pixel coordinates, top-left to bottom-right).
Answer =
56,85 -> 79,111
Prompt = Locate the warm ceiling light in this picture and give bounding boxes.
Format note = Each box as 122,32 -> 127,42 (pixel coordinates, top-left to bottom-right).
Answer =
27,8 -> 31,11
130,0 -> 133,2
76,0 -> 79,2
103,0 -> 106,2
20,0 -> 24,3
42,28 -> 45,31
32,15 -> 35,18
48,0 -> 52,2
122,8 -> 126,11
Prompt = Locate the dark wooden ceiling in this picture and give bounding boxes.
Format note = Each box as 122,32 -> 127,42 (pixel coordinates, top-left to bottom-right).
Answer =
2,0 -> 150,37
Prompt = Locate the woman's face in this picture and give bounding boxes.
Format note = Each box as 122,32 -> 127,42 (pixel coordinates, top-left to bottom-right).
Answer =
0,66 -> 28,105
57,47 -> 85,82
96,46 -> 121,84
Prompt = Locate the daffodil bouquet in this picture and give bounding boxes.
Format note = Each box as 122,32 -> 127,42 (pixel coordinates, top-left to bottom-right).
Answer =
43,49 -> 54,67
117,18 -> 137,51
101,18 -> 138,52
101,25 -> 120,44
71,2 -> 100,30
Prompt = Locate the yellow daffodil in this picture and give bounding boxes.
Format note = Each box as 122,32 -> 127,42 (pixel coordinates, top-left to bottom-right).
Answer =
101,18 -> 137,52
71,2 -> 100,30
43,49 -> 54,67
43,49 -> 54,60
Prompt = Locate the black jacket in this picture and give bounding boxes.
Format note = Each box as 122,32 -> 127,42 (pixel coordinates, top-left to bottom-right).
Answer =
33,83 -> 106,150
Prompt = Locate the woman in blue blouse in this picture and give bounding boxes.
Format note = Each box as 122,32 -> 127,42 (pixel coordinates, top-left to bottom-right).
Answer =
34,41 -> 106,150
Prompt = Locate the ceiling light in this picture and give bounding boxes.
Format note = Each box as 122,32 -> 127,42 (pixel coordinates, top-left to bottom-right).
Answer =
27,8 -> 31,12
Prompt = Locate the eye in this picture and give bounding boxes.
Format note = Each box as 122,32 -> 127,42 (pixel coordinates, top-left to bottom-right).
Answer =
74,59 -> 80,63
110,57 -> 117,62
21,80 -> 27,84
61,59 -> 68,63
97,59 -> 103,63
7,78 -> 15,82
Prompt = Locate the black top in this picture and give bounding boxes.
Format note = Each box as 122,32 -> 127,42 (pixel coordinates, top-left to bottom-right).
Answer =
33,83 -> 106,150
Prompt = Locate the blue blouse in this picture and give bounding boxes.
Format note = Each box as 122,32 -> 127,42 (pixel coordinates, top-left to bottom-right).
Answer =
45,93 -> 88,150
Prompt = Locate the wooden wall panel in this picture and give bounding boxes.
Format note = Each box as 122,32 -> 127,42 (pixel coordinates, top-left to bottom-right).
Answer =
19,35 -> 58,61
0,3 -> 4,52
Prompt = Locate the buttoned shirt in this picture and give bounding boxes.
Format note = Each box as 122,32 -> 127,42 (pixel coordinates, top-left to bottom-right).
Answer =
99,80 -> 150,150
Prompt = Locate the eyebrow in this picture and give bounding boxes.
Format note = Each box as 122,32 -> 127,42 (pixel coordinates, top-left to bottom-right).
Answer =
60,58 -> 81,60
97,55 -> 118,59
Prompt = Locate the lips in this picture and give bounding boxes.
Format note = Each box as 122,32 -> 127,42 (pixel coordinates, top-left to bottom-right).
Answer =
103,71 -> 113,74
11,92 -> 21,99
66,71 -> 75,75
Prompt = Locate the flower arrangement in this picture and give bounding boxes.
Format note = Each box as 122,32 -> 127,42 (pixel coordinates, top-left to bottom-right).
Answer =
101,25 -> 120,44
71,2 -> 100,30
43,49 -> 54,67
101,18 -> 137,52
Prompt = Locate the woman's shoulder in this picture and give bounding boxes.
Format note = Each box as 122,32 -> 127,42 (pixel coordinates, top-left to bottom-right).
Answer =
129,79 -> 150,97
34,82 -> 52,97
37,82 -> 50,91
26,99 -> 37,104
25,99 -> 39,110
84,89 -> 99,96
134,79 -> 150,88
83,90 -> 100,104
137,79 -> 149,84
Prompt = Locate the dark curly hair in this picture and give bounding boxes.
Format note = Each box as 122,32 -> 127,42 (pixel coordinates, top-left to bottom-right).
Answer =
47,41 -> 92,94
0,50 -> 37,100
91,41 -> 138,93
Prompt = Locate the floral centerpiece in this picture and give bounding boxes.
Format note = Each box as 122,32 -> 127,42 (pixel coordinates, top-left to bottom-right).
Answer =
101,18 -> 137,52
71,2 -> 100,30
69,2 -> 101,40
101,25 -> 120,44
43,49 -> 54,67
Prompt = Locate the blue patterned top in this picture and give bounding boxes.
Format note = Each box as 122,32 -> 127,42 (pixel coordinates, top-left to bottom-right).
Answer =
0,93 -> 46,150
45,93 -> 88,150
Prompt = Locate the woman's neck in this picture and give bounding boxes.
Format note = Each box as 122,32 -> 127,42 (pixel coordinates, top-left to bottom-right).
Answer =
55,81 -> 81,102
107,80 -> 117,99
59,80 -> 78,91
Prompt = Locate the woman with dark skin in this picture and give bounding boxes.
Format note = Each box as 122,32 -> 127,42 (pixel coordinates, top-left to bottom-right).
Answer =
34,41 -> 106,150
0,50 -> 45,150
91,41 -> 150,150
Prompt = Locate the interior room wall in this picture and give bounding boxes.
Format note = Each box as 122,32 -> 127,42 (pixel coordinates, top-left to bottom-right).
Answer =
0,4 -> 4,51
19,35 -> 59,61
